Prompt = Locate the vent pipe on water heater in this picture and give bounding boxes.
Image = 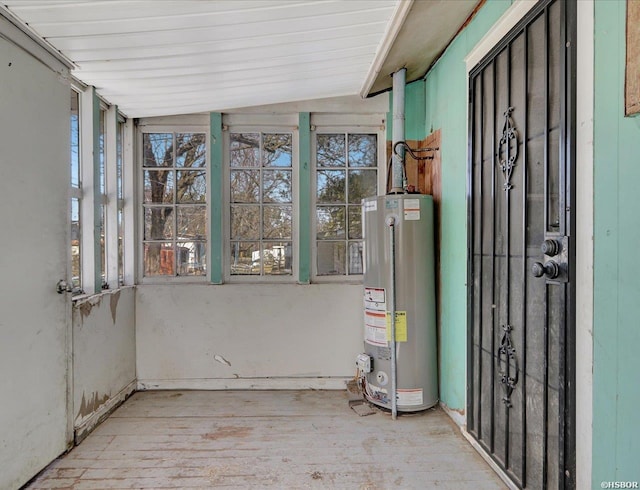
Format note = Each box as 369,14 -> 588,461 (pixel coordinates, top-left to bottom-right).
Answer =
390,68 -> 406,194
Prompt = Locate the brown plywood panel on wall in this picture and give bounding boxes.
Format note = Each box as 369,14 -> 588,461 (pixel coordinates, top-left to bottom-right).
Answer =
385,136 -> 440,195
626,0 -> 640,116
423,130 -> 442,336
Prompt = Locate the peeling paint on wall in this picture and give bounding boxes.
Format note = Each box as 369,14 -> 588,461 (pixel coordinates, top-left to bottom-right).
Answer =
74,295 -> 103,320
109,290 -> 120,324
214,355 -> 231,366
76,391 -> 110,420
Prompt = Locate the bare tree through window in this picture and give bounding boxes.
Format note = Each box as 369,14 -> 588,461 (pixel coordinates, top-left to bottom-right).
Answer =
229,133 -> 293,276
143,132 -> 207,277
315,133 -> 377,276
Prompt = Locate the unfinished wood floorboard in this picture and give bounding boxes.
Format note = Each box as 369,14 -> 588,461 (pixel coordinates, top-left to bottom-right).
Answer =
27,390 -> 507,489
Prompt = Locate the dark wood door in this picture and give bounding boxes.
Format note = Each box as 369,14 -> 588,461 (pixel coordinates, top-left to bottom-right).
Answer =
467,1 -> 576,488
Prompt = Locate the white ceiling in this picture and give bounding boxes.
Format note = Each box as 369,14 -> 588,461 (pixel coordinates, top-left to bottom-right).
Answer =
1,0 -> 479,118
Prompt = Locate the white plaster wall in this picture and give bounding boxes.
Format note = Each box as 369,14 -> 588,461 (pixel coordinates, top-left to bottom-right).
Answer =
0,37 -> 70,489
136,284 -> 363,389
72,287 -> 136,441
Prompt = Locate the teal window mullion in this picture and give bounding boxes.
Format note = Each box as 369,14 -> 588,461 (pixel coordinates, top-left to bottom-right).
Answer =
210,112 -> 224,284
298,112 -> 311,284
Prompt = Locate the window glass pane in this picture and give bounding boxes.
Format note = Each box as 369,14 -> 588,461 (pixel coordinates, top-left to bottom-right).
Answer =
262,242 -> 292,276
144,133 -> 173,167
348,241 -> 364,274
317,134 -> 345,167
99,110 -> 106,286
175,133 -> 206,167
314,132 -> 377,277
231,205 -> 260,240
70,91 -> 80,188
317,241 -> 346,275
142,132 -> 207,278
263,134 -> 292,167
263,169 -> 292,203
317,170 -> 345,203
176,170 -> 206,203
117,121 -> 124,285
263,205 -> 292,239
71,197 -> 81,288
177,206 -> 206,240
144,207 -> 174,240
144,170 -> 174,203
117,209 -> 123,284
230,169 -> 259,203
317,206 -> 345,239
99,110 -> 105,194
144,242 -> 174,276
348,134 -> 377,167
117,121 -> 123,200
348,205 -> 363,240
230,241 -> 260,275
230,133 -> 259,167
348,169 -> 377,204
177,241 -> 206,276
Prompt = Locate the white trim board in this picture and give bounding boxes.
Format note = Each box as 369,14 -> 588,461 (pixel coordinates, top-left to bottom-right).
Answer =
465,0 -> 538,71
575,1 -> 594,489
137,377 -> 351,391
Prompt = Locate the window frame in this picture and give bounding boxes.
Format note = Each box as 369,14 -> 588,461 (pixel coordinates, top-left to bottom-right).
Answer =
69,87 -> 83,294
137,125 -> 211,284
223,123 -> 299,283
311,125 -> 386,283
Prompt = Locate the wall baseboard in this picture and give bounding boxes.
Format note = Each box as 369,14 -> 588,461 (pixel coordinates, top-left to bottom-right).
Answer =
137,377 -> 351,391
74,379 -> 136,444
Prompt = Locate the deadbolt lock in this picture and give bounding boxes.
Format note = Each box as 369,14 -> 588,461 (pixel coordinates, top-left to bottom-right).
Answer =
541,238 -> 562,257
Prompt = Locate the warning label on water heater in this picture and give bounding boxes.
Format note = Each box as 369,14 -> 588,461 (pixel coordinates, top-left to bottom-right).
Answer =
364,287 -> 387,346
397,388 -> 424,406
403,198 -> 421,220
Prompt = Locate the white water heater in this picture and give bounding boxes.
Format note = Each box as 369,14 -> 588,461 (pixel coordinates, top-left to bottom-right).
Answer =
360,194 -> 438,413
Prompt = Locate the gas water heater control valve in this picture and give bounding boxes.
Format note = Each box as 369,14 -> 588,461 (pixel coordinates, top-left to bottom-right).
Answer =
356,354 -> 373,373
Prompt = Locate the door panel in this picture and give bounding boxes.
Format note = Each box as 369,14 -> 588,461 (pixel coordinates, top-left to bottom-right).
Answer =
0,38 -> 70,489
467,1 -> 575,488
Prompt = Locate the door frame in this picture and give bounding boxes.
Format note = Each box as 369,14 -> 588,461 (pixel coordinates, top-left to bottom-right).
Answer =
462,0 -> 593,488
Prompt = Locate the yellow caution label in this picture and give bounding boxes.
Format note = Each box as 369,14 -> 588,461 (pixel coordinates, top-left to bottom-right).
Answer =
386,311 -> 407,342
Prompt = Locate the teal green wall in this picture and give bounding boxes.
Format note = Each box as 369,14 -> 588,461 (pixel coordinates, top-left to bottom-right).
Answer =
593,0 -> 640,483
402,0 -> 511,410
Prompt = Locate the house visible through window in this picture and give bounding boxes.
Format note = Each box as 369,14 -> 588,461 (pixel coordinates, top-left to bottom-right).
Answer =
142,132 -> 207,277
315,133 -> 378,276
229,132 -> 293,277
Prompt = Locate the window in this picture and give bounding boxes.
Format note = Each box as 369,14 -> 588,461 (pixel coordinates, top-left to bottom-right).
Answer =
314,133 -> 378,276
99,108 -> 106,287
229,132 -> 293,277
116,118 -> 124,285
70,89 -> 82,292
142,132 -> 207,277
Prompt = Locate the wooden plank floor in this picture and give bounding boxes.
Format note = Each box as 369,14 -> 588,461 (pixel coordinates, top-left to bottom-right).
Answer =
27,390 -> 507,489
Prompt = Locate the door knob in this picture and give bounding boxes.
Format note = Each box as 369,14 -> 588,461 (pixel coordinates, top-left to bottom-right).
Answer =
56,279 -> 71,294
532,261 -> 560,279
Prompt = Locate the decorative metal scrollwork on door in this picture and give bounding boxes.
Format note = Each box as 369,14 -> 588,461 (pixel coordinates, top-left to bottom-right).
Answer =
498,324 -> 520,407
496,106 -> 520,408
498,107 -> 518,191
